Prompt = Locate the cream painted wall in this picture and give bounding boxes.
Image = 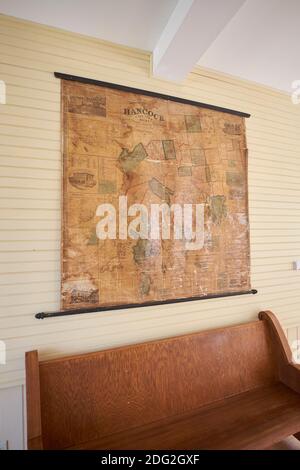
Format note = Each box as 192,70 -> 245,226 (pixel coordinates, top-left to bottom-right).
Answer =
0,14 -> 300,399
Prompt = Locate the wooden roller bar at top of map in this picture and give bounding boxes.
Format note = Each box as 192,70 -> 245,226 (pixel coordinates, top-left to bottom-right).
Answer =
54,72 -> 251,118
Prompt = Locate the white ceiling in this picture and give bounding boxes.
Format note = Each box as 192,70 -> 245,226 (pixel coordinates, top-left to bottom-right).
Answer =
200,0 -> 300,93
0,0 -> 178,50
0,0 -> 299,93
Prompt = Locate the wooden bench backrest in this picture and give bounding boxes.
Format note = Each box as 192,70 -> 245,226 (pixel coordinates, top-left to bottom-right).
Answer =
27,318 -> 278,449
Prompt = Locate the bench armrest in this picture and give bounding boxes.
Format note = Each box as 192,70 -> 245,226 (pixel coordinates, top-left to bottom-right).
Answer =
259,311 -> 300,394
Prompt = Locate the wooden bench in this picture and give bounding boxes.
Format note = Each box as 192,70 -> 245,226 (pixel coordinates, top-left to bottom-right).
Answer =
26,311 -> 300,450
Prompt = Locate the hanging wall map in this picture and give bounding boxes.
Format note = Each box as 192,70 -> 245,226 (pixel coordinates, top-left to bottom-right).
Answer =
61,78 -> 250,310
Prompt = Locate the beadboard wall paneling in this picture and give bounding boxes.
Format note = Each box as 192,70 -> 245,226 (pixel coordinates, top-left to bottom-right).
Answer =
0,14 -> 300,387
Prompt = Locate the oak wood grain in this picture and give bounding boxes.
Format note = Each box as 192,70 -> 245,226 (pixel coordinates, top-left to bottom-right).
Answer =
68,383 -> 300,450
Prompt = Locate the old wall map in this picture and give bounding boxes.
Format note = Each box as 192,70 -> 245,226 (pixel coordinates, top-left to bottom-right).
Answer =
61,79 -> 250,310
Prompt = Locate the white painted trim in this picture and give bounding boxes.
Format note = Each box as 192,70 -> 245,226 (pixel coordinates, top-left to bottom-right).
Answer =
152,0 -> 246,81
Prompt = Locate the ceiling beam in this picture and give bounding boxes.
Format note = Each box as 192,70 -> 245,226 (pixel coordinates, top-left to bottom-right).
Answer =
152,0 -> 246,82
